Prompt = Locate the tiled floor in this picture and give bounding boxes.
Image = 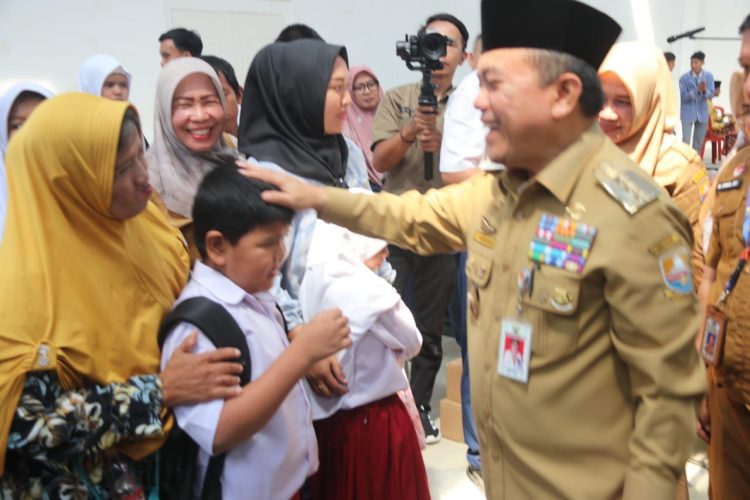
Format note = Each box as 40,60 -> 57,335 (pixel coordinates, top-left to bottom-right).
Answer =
421,336 -> 710,499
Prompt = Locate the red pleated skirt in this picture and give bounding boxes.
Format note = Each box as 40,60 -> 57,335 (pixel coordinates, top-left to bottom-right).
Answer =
308,394 -> 431,500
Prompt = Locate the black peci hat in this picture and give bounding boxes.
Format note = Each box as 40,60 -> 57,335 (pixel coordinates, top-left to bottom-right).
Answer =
481,0 -> 622,69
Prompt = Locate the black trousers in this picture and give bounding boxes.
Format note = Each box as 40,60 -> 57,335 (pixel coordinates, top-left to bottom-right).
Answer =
388,245 -> 456,410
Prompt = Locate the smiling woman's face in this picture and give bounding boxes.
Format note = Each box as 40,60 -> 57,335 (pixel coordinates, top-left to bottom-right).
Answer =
598,72 -> 634,144
171,73 -> 225,153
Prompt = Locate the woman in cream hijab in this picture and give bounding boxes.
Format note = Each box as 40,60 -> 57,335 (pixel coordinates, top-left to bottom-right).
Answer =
0,94 -> 241,497
598,41 -> 709,284
147,57 -> 238,260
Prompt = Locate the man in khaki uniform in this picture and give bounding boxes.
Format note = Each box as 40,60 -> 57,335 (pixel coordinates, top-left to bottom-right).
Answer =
698,13 -> 750,498
241,1 -> 705,498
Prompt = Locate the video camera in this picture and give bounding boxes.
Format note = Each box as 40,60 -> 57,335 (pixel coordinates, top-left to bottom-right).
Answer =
396,31 -> 448,181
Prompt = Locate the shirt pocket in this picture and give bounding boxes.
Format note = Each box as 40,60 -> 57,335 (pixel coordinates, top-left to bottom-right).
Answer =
713,188 -> 745,248
522,266 -> 582,356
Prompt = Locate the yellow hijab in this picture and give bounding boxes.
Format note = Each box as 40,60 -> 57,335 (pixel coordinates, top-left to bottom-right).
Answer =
0,93 -> 189,472
599,41 -> 679,175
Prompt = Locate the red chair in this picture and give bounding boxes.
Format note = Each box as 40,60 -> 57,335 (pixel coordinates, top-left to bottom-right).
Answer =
701,105 -> 727,164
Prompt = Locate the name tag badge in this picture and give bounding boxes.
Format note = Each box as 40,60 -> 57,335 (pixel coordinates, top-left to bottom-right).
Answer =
717,179 -> 742,192
497,318 -> 532,383
701,306 -> 727,366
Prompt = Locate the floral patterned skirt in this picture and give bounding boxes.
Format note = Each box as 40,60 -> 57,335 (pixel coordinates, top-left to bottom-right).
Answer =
1,371 -> 164,499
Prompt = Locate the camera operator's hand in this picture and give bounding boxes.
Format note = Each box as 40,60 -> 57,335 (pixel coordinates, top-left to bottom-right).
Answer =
413,105 -> 438,133
418,128 -> 442,153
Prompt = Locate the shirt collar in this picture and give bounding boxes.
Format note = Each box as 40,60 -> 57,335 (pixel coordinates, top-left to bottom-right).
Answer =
498,122 -> 605,206
191,260 -> 276,306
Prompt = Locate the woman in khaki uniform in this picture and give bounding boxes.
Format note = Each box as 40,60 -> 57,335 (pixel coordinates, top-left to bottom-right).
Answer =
598,41 -> 710,285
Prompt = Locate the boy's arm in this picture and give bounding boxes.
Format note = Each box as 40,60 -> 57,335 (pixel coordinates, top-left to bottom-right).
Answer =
212,338 -> 313,454
161,312 -> 350,456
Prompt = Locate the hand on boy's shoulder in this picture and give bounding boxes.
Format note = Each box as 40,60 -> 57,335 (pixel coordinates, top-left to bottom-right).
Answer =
161,330 -> 244,408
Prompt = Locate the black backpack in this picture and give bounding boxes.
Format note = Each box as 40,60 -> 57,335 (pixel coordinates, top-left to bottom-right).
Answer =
157,297 -> 252,500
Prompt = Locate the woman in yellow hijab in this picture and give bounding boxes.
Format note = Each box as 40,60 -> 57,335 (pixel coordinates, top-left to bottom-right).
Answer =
598,41 -> 710,285
0,93 -> 241,497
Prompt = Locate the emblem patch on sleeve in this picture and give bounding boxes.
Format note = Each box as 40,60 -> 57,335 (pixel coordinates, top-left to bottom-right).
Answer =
658,246 -> 693,295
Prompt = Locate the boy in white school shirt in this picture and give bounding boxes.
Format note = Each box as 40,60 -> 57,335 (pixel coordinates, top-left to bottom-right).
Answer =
160,166 -> 351,500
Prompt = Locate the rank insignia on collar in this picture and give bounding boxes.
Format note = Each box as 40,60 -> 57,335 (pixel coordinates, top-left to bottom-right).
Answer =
717,179 -> 742,192
595,162 -> 660,215
529,213 -> 597,273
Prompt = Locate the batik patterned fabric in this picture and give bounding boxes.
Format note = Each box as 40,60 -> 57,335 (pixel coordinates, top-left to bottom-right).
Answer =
1,371 -> 163,499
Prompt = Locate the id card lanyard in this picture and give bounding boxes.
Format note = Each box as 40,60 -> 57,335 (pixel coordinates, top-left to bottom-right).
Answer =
702,182 -> 750,365
496,267 -> 535,383
718,183 -> 750,305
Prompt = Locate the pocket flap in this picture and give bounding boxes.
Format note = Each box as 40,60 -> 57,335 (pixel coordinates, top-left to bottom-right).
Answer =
466,254 -> 492,287
523,269 -> 581,316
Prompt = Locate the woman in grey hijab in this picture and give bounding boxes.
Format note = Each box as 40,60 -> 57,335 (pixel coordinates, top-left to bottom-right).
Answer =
146,57 -> 238,260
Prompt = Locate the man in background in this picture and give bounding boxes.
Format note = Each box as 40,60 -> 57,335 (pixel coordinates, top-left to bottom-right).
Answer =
680,51 -> 715,151
159,28 -> 203,66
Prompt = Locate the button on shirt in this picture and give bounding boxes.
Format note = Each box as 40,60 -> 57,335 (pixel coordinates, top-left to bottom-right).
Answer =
679,69 -> 715,123
160,261 -> 318,500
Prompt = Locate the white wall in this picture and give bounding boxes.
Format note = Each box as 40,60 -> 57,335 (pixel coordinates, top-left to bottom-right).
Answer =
0,0 -> 747,140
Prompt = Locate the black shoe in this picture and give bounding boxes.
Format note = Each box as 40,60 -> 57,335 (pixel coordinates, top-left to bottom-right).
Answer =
418,405 -> 441,444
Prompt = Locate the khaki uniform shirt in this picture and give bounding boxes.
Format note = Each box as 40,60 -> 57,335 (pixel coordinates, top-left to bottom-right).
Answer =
320,124 -> 705,499
705,146 -> 750,404
371,82 -> 452,195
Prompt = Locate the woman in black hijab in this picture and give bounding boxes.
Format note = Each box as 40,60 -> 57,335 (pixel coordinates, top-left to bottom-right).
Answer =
239,40 -> 350,187
237,40 -> 354,400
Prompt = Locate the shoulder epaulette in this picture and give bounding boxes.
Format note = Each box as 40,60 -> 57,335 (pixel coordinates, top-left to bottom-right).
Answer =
595,161 -> 661,215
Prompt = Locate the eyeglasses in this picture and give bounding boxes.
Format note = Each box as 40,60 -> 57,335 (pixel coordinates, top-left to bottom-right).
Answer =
352,81 -> 379,94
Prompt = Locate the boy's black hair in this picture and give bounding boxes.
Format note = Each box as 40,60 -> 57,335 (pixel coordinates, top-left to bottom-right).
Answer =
275,23 -> 324,42
690,51 -> 706,61
421,13 -> 469,51
200,55 -> 242,95
663,51 -> 676,62
192,164 -> 294,260
159,28 -> 203,56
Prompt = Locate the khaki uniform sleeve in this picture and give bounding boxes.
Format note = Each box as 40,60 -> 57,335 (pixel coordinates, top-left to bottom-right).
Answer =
371,88 -> 405,149
603,203 -> 705,500
704,188 -> 723,270
672,159 -> 709,287
319,176 -> 491,255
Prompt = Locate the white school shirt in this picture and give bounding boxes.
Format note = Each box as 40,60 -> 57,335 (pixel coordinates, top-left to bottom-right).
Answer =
299,221 -> 423,420
160,261 -> 317,500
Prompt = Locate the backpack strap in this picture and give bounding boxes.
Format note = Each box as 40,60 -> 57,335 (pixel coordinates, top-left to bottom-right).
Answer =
158,296 -> 251,386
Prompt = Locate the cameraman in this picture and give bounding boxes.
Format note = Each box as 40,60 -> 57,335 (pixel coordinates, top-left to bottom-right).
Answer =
371,12 -> 468,443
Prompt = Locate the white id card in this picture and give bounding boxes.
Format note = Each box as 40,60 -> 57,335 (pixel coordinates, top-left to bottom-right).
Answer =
497,318 -> 532,383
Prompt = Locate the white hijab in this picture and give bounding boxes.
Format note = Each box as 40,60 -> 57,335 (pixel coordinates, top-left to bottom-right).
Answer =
302,220 -> 398,337
1,82 -> 54,242
77,54 -> 132,96
146,58 -> 238,217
